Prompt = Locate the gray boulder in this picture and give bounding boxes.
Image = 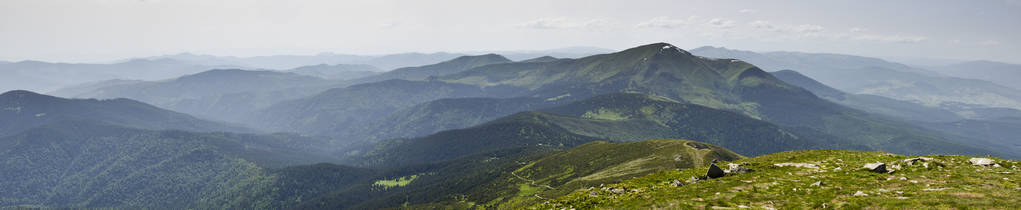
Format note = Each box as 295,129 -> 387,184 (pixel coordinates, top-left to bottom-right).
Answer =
864,162 -> 888,173
969,158 -> 995,166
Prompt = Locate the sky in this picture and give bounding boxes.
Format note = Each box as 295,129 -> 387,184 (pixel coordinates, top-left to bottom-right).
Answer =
1,0 -> 1019,64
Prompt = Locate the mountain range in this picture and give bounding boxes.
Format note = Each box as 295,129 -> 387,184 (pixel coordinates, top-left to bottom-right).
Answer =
691,46 -> 1021,112
2,42 -> 1018,209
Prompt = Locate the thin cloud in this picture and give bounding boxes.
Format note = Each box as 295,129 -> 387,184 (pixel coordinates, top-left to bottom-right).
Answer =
707,18 -> 737,29
516,18 -> 617,31
980,40 -> 1002,46
635,16 -> 695,29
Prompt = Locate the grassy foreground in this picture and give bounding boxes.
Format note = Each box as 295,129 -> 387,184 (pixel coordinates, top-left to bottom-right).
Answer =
539,150 -> 1020,209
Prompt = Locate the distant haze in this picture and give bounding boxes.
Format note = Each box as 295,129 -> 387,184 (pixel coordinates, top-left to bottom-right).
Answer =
1,0 -> 1019,64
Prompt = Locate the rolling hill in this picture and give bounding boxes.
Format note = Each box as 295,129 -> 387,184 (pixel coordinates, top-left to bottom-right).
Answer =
0,90 -> 246,137
50,69 -> 338,123
0,59 -> 234,93
933,60 -> 1021,90
351,54 -> 512,84
0,120 -> 339,208
349,93 -> 867,168
254,43 -> 1001,158
691,46 -> 1021,111
288,64 -> 381,80
771,70 -> 962,123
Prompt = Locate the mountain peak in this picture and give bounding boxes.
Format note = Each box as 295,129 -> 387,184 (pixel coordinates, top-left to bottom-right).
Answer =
618,43 -> 695,59
448,54 -> 511,63
0,90 -> 50,100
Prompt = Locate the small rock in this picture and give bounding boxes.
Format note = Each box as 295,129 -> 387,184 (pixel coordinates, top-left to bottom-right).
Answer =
687,176 -> 700,184
864,162 -> 887,173
854,191 -> 868,196
899,177 -> 908,181
969,158 -> 995,166
589,191 -> 598,197
610,188 -> 625,194
903,157 -> 933,165
725,163 -> 755,174
707,163 -> 726,178
923,188 -> 949,191
810,181 -> 823,187
671,179 -> 683,187
993,164 -> 1002,167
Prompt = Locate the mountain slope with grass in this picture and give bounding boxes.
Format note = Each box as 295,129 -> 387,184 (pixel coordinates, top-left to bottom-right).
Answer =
435,43 -> 995,157
351,93 -> 866,168
542,150 -> 1020,209
250,43 -> 997,157
466,139 -> 743,209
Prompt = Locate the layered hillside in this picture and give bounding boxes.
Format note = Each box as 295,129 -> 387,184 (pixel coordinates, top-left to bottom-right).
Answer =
0,120 -> 338,208
0,90 -> 246,137
50,69 -> 337,122
351,93 -> 865,168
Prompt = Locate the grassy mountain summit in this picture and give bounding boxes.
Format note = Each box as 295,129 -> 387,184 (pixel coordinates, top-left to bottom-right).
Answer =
0,90 -> 246,137
469,139 -> 743,209
542,150 -> 1020,209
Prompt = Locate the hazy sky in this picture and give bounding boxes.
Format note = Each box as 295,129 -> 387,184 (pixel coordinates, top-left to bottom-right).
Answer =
1,0 -> 1019,64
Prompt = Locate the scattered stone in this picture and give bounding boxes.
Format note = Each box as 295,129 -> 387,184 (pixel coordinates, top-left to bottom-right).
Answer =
993,164 -> 1002,167
890,164 -> 902,170
725,163 -> 755,174
774,163 -> 820,169
707,163 -> 726,178
854,191 -> 868,196
903,157 -> 933,165
671,179 -> 683,187
810,181 -> 823,187
969,158 -> 995,166
899,177 -> 908,181
610,188 -> 625,194
923,188 -> 949,191
589,191 -> 598,197
687,176 -> 700,184
864,162 -> 888,173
